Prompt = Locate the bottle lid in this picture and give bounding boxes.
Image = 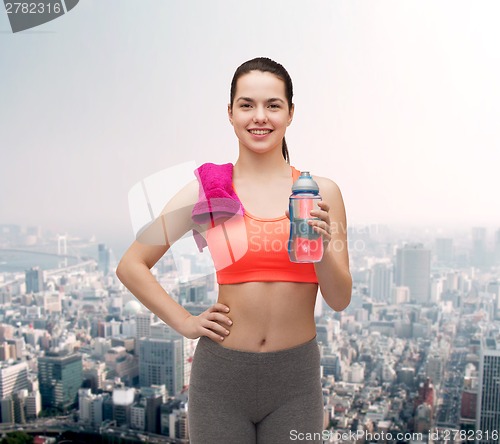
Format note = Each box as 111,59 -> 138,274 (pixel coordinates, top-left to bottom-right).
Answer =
292,171 -> 319,193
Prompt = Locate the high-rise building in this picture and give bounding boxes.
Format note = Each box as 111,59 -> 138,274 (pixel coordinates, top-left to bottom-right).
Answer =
395,243 -> 431,304
461,387 -> 477,422
316,319 -> 334,345
78,388 -> 104,426
391,286 -> 410,305
425,353 -> 444,386
98,319 -> 121,338
98,243 -> 112,275
471,227 -> 488,269
38,352 -> 83,412
178,280 -> 208,304
82,360 -> 107,392
476,338 -> 500,442
414,378 -> 435,411
145,393 -> 163,434
138,337 -> 183,397
12,390 -> 27,424
40,292 -> 62,313
430,277 -> 444,304
174,407 -> 189,440
136,312 -> 155,339
0,398 -> 14,423
486,281 -> 500,320
112,386 -> 135,427
320,354 -> 341,380
104,346 -> 138,387
494,228 -> 500,266
0,362 -> 29,399
160,399 -> 184,437
0,324 -> 14,341
435,238 -> 454,264
130,402 -> 146,430
369,263 -> 393,302
25,266 -> 44,293
25,390 -> 42,419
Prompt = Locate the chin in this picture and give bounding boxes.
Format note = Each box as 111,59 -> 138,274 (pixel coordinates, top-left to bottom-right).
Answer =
243,139 -> 282,153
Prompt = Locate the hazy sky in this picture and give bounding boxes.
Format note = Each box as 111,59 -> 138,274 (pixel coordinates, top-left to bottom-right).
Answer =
1,0 -> 499,251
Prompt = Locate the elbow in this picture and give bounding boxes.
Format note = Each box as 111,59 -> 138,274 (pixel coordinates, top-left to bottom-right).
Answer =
328,293 -> 351,312
325,274 -> 352,312
331,293 -> 351,312
115,265 -> 124,284
115,259 -> 128,284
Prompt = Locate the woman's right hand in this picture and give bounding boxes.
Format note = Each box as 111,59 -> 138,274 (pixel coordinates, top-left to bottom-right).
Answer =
180,303 -> 233,341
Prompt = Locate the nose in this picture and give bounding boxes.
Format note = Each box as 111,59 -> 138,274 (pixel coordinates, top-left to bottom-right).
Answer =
253,105 -> 268,124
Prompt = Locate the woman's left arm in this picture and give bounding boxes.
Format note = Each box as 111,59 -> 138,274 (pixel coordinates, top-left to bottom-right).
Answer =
309,177 -> 352,311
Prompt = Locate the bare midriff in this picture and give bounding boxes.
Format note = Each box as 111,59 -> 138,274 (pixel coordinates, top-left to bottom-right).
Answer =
213,281 -> 319,352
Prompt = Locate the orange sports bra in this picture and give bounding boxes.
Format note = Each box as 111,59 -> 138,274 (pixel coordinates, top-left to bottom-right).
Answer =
205,166 -> 319,285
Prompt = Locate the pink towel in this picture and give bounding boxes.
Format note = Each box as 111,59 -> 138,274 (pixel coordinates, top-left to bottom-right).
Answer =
191,162 -> 244,252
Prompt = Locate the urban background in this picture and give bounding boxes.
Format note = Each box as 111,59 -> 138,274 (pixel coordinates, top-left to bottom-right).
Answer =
0,222 -> 499,443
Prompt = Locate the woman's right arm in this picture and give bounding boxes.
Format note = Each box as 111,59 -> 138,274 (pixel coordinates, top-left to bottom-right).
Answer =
115,179 -> 232,342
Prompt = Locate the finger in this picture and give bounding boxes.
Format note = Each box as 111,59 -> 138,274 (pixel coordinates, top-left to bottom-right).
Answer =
309,213 -> 331,227
318,201 -> 330,211
308,220 -> 332,236
210,303 -> 230,313
202,319 -> 231,339
203,328 -> 226,342
210,311 -> 233,326
314,205 -> 330,216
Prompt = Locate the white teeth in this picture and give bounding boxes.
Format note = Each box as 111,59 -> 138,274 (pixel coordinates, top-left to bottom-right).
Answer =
249,130 -> 271,135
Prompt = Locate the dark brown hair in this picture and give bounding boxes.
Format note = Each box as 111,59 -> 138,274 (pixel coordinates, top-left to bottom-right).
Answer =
229,57 -> 293,163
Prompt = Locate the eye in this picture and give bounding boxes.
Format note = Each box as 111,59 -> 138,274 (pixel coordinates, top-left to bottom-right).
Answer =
269,104 -> 281,109
240,103 -> 252,108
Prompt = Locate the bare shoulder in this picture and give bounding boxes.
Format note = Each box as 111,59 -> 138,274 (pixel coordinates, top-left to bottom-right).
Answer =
134,178 -> 201,249
118,178 -> 201,270
157,177 -> 203,238
312,175 -> 344,200
160,178 -> 199,215
312,174 -> 347,223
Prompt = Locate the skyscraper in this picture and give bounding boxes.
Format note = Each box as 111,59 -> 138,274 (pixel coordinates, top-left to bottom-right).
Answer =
369,263 -> 393,302
38,352 -> 83,412
494,228 -> 500,266
471,227 -> 488,269
395,243 -> 431,304
136,312 -> 155,340
0,362 -> 29,399
178,280 -> 208,304
138,337 -> 183,397
98,243 -> 111,275
476,338 -> 500,443
25,266 -> 44,293
486,281 -> 500,320
435,238 -> 454,264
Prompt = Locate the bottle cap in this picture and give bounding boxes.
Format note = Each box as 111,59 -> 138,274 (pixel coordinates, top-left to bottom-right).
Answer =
292,171 -> 319,193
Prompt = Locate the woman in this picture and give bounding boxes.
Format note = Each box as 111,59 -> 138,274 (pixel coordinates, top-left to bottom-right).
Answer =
116,57 -> 352,443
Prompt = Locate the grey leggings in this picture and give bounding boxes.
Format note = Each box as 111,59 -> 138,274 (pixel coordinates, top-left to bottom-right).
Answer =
187,335 -> 324,444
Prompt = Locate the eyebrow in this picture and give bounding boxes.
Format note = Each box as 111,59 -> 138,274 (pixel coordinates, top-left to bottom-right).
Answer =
236,97 -> 286,104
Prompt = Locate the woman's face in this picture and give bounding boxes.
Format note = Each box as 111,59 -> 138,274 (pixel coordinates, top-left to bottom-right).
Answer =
228,70 -> 294,156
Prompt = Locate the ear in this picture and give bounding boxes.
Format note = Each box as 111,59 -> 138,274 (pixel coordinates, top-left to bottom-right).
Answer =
228,104 -> 233,126
287,103 -> 295,126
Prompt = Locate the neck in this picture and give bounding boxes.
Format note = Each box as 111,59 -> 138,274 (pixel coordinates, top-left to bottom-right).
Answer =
234,145 -> 290,179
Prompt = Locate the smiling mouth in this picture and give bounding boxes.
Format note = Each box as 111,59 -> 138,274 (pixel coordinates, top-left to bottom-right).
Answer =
248,129 -> 272,135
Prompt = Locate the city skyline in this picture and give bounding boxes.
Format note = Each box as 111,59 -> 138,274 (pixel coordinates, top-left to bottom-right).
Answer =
2,1 -> 500,246
1,214 -> 500,441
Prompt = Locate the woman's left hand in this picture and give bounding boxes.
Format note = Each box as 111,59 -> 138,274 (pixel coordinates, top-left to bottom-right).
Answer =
308,201 -> 332,249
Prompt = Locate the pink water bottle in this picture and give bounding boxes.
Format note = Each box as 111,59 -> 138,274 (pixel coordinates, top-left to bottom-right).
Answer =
288,171 -> 324,263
